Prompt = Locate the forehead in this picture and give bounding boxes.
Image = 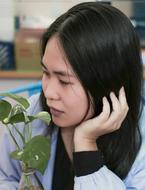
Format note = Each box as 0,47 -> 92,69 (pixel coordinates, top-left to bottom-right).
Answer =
42,36 -> 72,72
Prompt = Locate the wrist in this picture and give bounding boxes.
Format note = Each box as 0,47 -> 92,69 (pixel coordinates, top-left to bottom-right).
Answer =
74,138 -> 98,152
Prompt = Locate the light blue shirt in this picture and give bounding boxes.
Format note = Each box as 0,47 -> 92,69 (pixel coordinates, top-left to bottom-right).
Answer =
0,94 -> 145,190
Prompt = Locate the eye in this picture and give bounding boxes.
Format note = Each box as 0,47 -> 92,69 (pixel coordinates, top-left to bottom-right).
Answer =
59,80 -> 71,86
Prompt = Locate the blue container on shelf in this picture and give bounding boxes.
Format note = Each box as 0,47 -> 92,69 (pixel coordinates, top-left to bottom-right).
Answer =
0,41 -> 15,70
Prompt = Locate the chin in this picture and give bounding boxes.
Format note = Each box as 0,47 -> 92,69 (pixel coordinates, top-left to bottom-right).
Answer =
53,120 -> 76,128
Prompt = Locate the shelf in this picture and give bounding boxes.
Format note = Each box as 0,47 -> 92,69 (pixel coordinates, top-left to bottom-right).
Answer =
0,67 -> 144,79
0,71 -> 42,79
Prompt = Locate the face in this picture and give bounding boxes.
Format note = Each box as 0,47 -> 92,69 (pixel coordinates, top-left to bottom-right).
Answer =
42,36 -> 93,127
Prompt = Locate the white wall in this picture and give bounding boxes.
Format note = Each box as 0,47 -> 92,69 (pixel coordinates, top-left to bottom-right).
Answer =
13,0 -> 96,28
0,0 -> 15,41
112,1 -> 133,17
14,0 -> 96,18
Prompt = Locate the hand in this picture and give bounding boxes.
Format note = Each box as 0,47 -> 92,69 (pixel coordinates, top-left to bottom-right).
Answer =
74,87 -> 129,152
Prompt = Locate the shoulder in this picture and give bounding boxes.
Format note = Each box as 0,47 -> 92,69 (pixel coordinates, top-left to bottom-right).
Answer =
124,105 -> 145,184
135,105 -> 145,160
139,105 -> 145,140
136,105 -> 145,161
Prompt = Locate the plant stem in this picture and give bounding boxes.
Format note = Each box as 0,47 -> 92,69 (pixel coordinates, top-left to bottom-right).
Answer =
23,114 -> 31,142
28,123 -> 32,142
12,124 -> 25,145
6,124 -> 20,149
24,174 -> 32,188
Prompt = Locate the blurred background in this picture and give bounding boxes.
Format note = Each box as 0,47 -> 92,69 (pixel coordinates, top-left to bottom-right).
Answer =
0,0 -> 145,97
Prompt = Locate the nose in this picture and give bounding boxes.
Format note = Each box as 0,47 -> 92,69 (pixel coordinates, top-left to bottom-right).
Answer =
44,79 -> 60,101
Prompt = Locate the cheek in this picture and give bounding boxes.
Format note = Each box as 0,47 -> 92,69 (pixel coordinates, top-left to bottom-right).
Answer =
65,87 -> 89,117
86,101 -> 94,120
69,87 -> 94,120
62,96 -> 92,127
42,75 -> 47,92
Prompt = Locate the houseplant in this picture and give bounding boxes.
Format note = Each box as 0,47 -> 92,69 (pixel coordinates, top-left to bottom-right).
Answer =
0,93 -> 51,190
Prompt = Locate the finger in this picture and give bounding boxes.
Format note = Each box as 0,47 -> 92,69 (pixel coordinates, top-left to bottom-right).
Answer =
105,104 -> 128,132
105,92 -> 123,127
92,97 -> 110,125
113,105 -> 129,130
119,86 -> 129,112
110,92 -> 121,112
100,89 -> 128,133
92,97 -> 110,126
79,97 -> 110,130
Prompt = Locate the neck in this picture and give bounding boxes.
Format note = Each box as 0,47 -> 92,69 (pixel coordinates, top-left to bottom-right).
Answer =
60,127 -> 75,161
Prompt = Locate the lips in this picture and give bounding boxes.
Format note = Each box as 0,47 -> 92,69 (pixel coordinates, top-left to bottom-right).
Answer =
49,107 -> 64,117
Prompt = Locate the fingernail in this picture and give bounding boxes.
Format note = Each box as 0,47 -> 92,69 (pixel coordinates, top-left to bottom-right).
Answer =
110,92 -> 114,98
103,96 -> 107,102
120,86 -> 125,94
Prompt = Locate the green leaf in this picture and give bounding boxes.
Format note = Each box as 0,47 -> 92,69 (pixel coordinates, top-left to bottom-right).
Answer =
21,135 -> 51,174
34,112 -> 51,125
8,114 -> 47,124
8,113 -> 25,124
8,112 -> 33,125
10,104 -> 26,117
0,99 -> 12,121
0,93 -> 30,109
10,149 -> 24,160
27,116 -> 36,122
24,112 -> 51,125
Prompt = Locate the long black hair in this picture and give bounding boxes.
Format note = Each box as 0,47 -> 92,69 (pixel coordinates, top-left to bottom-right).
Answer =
40,2 -> 143,180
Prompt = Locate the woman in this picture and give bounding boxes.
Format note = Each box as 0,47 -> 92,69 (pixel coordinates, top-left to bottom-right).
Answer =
0,2 -> 144,190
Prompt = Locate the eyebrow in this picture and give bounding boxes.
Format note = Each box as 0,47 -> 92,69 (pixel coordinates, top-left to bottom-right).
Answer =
41,62 -> 74,78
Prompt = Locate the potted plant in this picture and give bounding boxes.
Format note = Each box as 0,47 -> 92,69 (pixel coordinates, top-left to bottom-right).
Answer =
0,93 -> 51,190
